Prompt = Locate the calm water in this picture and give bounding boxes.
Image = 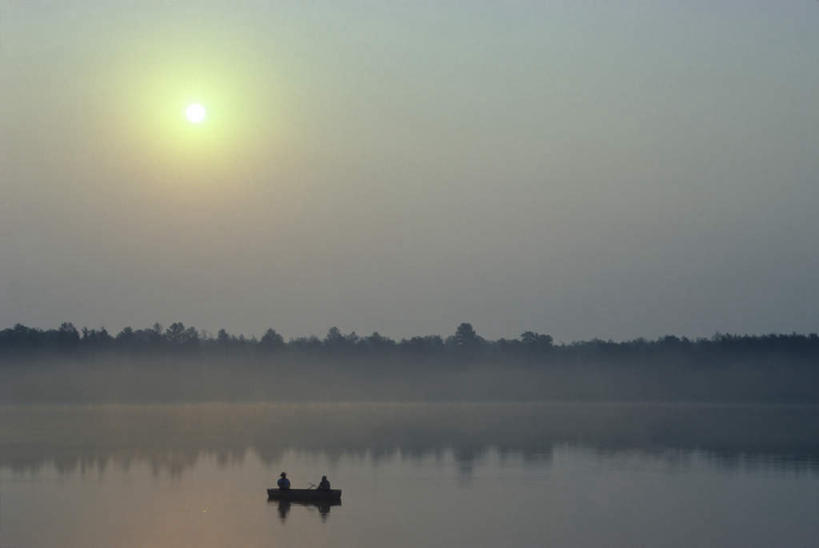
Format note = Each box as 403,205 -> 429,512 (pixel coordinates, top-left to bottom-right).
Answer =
1,403 -> 819,547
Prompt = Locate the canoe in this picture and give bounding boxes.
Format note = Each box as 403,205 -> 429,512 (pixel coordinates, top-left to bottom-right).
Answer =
267,488 -> 342,503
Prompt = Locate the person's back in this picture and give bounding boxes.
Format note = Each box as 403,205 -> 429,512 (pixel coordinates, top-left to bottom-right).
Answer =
277,472 -> 291,490
317,475 -> 330,491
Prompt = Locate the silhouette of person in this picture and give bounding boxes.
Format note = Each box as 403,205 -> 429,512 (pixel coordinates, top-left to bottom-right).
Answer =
317,475 -> 330,491
277,472 -> 291,490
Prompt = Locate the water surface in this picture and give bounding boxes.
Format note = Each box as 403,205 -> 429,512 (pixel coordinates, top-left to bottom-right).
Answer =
2,403 -> 818,547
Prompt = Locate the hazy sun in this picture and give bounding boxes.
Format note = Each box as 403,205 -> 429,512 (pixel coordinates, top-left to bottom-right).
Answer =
185,103 -> 206,124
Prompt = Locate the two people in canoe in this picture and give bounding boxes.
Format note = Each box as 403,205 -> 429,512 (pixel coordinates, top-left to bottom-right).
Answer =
277,472 -> 331,491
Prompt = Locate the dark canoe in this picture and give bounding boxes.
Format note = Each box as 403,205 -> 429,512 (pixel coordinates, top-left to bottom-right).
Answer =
267,488 -> 342,503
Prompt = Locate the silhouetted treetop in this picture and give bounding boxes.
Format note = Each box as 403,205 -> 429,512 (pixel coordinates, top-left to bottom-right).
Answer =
451,322 -> 481,349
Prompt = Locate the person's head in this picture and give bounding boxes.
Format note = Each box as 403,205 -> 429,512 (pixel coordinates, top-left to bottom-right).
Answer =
322,475 -> 327,480
280,472 -> 287,478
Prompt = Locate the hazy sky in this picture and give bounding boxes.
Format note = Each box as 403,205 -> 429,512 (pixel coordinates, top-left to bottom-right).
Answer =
1,1 -> 818,341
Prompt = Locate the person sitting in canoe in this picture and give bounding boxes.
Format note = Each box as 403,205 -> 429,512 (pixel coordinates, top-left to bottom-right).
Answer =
277,472 -> 291,490
317,475 -> 331,491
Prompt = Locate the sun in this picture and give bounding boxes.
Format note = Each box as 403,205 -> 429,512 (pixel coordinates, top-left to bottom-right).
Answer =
185,103 -> 206,124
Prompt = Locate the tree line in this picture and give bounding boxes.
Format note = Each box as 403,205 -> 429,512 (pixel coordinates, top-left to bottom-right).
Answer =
1,321 -> 818,364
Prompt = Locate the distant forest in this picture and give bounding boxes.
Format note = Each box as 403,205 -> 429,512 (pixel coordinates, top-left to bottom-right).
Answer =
2,321 -> 818,365
4,322 -> 819,403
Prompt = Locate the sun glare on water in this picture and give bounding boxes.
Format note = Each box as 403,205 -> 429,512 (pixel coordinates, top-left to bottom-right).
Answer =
185,103 -> 206,124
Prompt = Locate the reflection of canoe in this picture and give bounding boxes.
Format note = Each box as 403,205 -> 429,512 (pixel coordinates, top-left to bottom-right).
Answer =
267,488 -> 342,503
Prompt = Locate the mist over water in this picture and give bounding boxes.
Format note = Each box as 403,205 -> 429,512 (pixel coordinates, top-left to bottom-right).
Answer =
2,402 -> 818,547
3,402 -> 819,472
3,331 -> 819,546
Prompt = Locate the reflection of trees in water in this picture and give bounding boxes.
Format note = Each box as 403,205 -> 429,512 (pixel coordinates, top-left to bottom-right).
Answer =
1,403 -> 818,476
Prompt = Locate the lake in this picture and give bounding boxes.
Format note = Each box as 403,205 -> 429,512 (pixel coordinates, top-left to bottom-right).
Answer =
1,403 -> 818,547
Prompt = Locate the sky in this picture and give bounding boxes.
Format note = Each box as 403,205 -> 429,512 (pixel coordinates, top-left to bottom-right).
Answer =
1,1 -> 818,342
